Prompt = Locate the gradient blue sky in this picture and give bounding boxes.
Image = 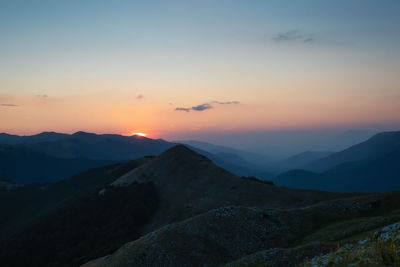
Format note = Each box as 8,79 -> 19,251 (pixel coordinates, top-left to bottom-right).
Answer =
1,0 -> 400,152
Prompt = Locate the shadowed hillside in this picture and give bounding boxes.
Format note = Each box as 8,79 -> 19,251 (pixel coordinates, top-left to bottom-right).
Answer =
84,192 -> 400,267
109,145 -> 346,234
0,145 -> 347,267
2,144 -> 400,267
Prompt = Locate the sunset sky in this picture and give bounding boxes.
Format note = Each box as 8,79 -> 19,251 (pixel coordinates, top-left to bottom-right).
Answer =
1,0 -> 400,150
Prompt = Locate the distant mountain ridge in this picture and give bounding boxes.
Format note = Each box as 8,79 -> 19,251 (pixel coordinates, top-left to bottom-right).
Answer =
276,131 -> 400,192
271,150 -> 334,173
0,132 -> 175,183
304,131 -> 400,172
0,131 -> 173,161
0,144 -> 113,183
0,132 -> 273,183
174,140 -> 271,166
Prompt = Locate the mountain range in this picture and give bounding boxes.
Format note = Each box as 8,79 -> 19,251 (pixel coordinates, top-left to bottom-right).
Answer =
0,132 -> 276,184
1,130 -> 399,193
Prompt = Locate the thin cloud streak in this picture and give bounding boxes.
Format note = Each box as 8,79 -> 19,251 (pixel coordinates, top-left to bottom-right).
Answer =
1,103 -> 19,107
175,107 -> 191,112
175,100 -> 239,112
272,30 -> 315,44
191,103 -> 213,111
212,101 -> 240,105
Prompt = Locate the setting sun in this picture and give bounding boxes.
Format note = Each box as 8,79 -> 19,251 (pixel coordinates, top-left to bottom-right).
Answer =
132,132 -> 147,137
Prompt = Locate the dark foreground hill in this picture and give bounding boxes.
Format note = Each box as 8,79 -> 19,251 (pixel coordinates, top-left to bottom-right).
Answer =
0,145 -> 346,267
2,145 -> 400,267
83,193 -> 400,267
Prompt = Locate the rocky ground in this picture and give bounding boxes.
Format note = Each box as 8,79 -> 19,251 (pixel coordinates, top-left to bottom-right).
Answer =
84,192 -> 400,267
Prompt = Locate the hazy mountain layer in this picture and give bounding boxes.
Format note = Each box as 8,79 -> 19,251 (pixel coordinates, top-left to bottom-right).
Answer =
276,145 -> 400,192
305,131 -> 400,172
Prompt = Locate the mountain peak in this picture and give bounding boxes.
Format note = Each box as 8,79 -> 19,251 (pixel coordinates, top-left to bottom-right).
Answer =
111,144 -> 222,188
157,144 -> 212,163
163,144 -> 200,155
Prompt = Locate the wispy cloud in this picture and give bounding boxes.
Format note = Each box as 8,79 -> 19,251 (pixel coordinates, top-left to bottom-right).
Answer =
175,100 -> 239,112
136,94 -> 143,99
1,103 -> 19,107
212,101 -> 240,105
175,107 -> 191,112
272,30 -> 315,44
192,103 -> 213,111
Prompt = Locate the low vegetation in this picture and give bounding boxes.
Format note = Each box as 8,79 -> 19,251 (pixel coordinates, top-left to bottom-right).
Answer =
301,222 -> 400,266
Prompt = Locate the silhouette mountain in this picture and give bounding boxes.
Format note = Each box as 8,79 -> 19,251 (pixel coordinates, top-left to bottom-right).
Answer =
272,150 -> 334,173
276,132 -> 400,192
0,144 -> 113,183
305,131 -> 400,172
0,132 -> 68,145
0,132 -> 275,183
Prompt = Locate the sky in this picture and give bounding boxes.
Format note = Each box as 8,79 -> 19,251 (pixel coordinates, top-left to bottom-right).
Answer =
1,0 -> 400,153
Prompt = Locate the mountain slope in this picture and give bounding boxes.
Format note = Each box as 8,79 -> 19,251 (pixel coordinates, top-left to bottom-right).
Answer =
272,151 -> 334,173
83,206 -> 309,267
110,145 -> 345,234
84,193 -> 397,267
0,145 -> 347,267
276,146 -> 400,192
305,131 -> 400,172
175,139 -> 271,166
